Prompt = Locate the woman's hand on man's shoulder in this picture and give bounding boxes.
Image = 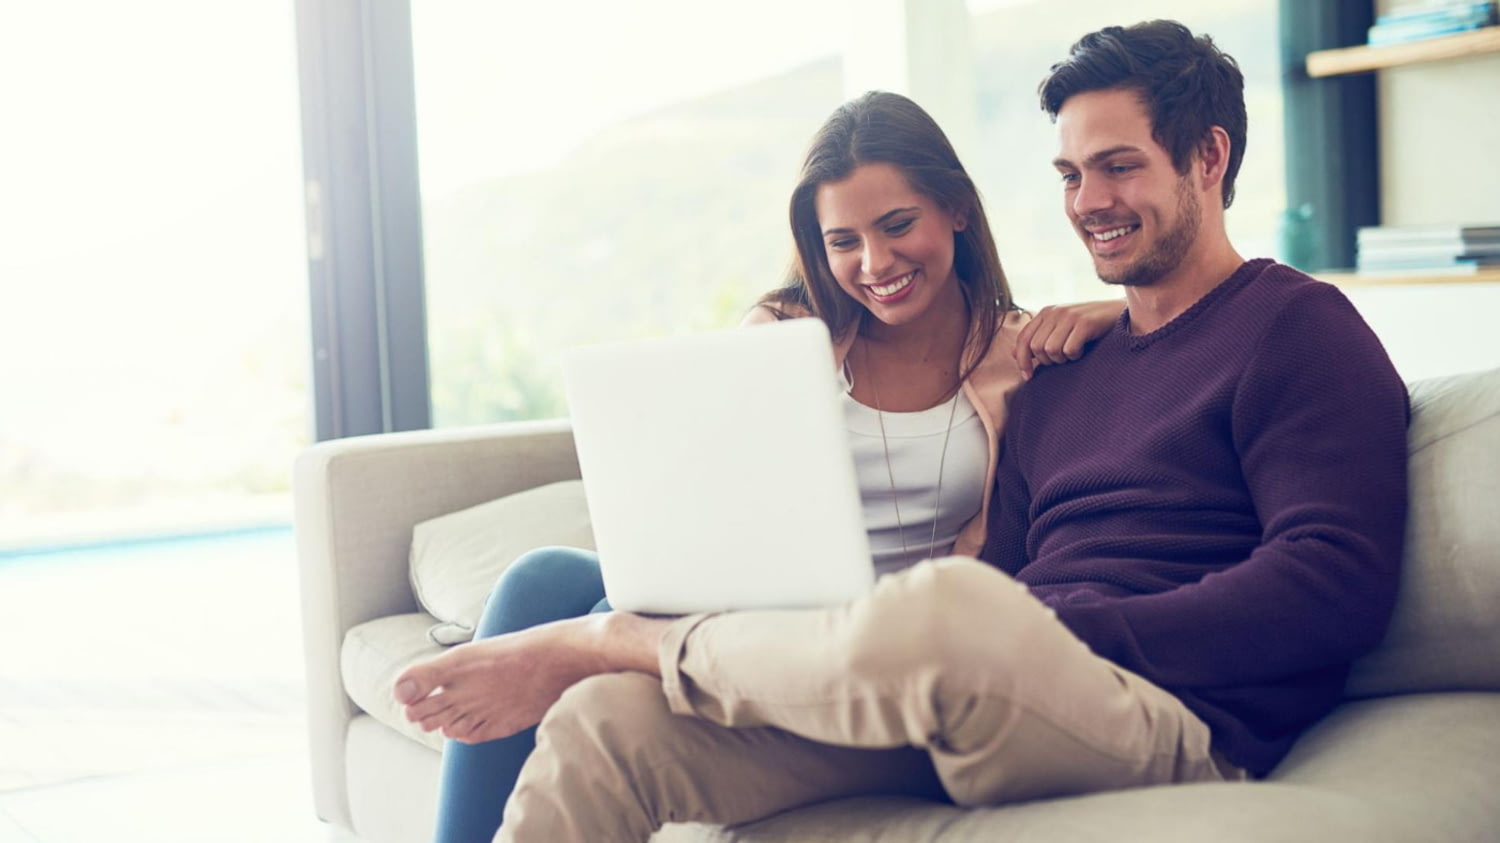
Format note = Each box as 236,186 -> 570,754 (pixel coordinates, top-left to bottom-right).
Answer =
1012,299 -> 1126,380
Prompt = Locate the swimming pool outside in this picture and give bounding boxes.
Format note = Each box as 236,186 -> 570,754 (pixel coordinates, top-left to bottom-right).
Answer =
0,493 -> 292,557
0,522 -> 291,563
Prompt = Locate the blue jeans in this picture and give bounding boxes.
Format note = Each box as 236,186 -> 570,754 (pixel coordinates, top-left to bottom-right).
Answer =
431,546 -> 609,843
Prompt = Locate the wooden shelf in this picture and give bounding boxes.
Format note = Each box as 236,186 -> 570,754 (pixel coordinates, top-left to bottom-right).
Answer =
1305,26 -> 1500,77
1316,268 -> 1500,287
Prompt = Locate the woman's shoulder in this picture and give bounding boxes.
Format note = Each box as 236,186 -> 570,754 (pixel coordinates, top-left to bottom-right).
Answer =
966,309 -> 1026,373
969,308 -> 1027,383
980,307 -> 1029,347
960,310 -> 1027,429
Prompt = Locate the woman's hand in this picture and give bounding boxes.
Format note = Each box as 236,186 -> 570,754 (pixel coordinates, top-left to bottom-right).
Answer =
1013,299 -> 1126,380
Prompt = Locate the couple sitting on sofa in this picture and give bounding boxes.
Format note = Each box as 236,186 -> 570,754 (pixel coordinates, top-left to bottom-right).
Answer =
394,20 -> 1410,843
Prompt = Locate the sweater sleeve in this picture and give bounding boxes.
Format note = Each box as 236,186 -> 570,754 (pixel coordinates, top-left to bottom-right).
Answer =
1048,285 -> 1410,689
979,404 -> 1031,575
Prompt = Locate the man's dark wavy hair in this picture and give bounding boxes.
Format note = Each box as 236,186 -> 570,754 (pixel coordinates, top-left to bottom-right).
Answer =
1038,20 -> 1247,209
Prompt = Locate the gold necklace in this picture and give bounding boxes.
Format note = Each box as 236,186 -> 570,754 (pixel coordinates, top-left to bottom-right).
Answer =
859,340 -> 962,558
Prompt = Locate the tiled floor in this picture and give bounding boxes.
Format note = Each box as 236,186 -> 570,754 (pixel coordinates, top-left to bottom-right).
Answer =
0,527 -> 362,842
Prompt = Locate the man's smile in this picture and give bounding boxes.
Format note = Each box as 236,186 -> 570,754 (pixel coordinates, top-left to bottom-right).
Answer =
1086,222 -> 1141,256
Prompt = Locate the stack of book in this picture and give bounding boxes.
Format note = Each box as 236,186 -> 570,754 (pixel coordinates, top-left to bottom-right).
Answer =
1367,1 -> 1498,46
1357,223 -> 1500,274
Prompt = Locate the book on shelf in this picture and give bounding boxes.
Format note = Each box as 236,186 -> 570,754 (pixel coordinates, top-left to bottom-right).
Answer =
1356,254 -> 1500,273
1367,1 -> 1497,45
1357,222 -> 1500,273
1369,19 -> 1494,45
1377,0 -> 1494,24
1356,254 -> 1500,270
1360,243 -> 1500,261
1348,263 -> 1491,279
1357,222 -> 1500,246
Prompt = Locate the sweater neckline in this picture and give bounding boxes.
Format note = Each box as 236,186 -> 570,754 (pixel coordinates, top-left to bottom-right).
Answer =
1117,258 -> 1273,350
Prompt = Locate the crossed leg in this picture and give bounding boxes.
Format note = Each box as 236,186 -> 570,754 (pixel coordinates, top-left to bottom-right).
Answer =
501,672 -> 948,842
659,557 -> 1227,805
500,558 -> 1230,840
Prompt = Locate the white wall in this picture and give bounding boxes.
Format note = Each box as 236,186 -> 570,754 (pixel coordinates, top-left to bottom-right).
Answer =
1378,51 -> 1500,225
1343,281 -> 1500,382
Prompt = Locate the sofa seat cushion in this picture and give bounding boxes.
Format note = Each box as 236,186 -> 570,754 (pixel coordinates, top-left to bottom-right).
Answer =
1347,367 -> 1500,697
667,786 -> 1389,843
341,612 -> 450,752
676,693 -> 1500,842
1270,693 -> 1500,822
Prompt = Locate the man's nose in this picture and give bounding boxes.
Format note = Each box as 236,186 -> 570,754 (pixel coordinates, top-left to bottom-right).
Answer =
1072,174 -> 1113,219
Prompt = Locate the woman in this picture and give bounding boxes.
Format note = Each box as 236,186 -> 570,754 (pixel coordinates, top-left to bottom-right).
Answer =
424,90 -> 1121,842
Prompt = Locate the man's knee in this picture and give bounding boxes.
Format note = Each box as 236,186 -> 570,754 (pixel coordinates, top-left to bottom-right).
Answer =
537,672 -> 674,763
843,557 -> 1053,680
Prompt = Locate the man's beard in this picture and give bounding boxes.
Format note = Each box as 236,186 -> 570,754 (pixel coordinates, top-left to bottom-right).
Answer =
1094,178 -> 1201,288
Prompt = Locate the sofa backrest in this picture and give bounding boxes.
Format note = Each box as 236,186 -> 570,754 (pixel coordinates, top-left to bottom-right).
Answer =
1345,366 -> 1500,698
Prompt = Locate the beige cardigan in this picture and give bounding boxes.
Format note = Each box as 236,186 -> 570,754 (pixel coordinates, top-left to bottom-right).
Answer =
743,304 -> 1028,557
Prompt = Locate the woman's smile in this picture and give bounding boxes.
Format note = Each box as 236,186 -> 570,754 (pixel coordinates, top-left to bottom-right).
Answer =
865,270 -> 919,303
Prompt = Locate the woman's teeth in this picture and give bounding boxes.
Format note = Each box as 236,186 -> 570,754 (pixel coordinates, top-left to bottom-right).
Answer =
870,272 -> 914,296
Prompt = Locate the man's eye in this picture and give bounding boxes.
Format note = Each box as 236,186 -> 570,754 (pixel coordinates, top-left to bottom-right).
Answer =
1109,164 -> 1135,175
1060,172 -> 1079,186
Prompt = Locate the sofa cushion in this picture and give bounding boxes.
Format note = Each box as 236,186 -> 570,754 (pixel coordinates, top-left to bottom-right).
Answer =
1346,367 -> 1500,698
341,612 -> 450,752
409,479 -> 596,644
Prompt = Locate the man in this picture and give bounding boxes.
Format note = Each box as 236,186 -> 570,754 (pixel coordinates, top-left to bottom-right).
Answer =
396,20 -> 1409,841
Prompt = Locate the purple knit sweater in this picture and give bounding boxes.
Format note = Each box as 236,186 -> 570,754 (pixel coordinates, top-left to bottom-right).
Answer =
980,259 -> 1410,777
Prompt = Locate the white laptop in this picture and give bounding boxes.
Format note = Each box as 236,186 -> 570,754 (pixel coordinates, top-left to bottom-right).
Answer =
561,318 -> 875,614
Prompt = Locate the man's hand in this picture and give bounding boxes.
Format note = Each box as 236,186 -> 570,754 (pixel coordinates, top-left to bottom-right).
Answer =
1014,299 -> 1126,380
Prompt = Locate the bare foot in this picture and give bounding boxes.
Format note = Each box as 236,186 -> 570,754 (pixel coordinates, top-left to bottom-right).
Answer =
393,615 -> 607,744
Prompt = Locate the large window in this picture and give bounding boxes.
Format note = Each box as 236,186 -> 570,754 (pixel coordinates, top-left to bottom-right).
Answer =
411,1 -> 851,426
0,3 -> 309,545
315,2 -> 1286,433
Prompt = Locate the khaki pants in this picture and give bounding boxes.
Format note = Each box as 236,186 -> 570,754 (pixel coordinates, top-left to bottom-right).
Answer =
501,558 -> 1238,842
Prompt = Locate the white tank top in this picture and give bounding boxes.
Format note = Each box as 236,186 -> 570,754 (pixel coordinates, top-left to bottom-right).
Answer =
839,388 -> 988,578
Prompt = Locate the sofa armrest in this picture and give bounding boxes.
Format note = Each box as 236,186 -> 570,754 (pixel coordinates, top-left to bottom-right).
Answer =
293,417 -> 579,827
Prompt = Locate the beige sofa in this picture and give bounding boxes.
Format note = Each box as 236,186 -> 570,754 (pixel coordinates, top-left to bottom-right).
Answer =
295,367 -> 1500,842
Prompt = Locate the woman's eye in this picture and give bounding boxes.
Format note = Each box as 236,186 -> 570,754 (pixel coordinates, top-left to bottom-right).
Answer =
827,238 -> 857,251
885,219 -> 914,235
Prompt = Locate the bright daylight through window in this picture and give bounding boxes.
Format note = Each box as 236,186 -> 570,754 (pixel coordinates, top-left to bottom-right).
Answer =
0,4 -> 307,549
